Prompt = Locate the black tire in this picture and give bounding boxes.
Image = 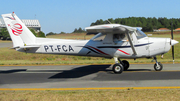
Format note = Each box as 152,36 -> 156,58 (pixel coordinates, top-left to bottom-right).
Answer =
113,63 -> 124,74
154,62 -> 163,71
122,60 -> 129,71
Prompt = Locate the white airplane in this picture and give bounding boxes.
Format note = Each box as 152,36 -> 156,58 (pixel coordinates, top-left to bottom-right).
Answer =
1,12 -> 179,74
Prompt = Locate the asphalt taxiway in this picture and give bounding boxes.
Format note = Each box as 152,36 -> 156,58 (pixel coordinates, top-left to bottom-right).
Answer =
0,42 -> 12,48
0,64 -> 180,88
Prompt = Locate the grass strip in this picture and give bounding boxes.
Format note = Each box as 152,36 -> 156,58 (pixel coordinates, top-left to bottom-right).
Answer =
0,89 -> 180,101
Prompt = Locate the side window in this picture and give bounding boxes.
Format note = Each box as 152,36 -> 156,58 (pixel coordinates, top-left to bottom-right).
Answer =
91,33 -> 106,41
113,33 -> 127,43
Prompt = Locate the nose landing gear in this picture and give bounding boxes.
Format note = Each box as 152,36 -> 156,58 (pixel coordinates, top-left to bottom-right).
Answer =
153,57 -> 163,71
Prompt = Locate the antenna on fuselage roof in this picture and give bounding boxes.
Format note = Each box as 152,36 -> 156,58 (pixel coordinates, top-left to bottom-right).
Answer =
106,19 -> 112,24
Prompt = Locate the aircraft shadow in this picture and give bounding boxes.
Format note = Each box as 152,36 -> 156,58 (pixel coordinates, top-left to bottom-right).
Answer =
49,65 -> 111,79
0,69 -> 27,74
49,65 -> 152,79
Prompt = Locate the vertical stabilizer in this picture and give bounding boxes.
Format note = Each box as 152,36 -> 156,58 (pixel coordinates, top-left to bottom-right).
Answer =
1,12 -> 36,47
1,13 -> 24,47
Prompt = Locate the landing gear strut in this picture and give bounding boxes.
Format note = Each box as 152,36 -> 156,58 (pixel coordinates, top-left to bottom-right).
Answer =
153,57 -> 163,71
113,57 -> 130,74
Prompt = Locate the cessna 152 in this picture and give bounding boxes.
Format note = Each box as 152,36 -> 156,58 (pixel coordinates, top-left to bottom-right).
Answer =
1,12 -> 179,74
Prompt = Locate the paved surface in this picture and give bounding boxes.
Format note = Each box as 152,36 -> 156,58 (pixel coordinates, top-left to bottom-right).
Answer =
0,64 -> 180,88
0,42 -> 12,48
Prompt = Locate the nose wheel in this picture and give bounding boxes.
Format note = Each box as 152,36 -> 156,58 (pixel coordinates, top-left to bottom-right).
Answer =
153,57 -> 163,71
154,62 -> 163,71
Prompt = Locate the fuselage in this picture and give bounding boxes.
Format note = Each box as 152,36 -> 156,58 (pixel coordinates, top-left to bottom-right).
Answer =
17,36 -> 172,59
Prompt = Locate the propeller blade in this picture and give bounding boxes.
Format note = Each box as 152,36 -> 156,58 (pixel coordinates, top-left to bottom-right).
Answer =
172,46 -> 174,64
171,22 -> 173,39
171,22 -> 175,64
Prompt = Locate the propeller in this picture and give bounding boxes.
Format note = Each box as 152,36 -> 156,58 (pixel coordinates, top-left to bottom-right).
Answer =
171,22 -> 175,64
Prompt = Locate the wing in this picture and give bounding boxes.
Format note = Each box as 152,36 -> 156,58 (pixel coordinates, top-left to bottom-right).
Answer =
85,24 -> 137,55
85,24 -> 137,33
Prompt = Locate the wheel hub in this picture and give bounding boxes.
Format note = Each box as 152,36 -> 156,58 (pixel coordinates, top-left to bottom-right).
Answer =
115,66 -> 121,72
156,65 -> 160,69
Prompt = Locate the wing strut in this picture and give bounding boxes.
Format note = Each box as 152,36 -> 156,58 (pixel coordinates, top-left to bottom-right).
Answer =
126,30 -> 137,55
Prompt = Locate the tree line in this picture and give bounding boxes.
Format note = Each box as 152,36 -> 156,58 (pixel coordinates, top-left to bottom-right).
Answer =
73,27 -> 86,33
46,27 -> 86,36
90,17 -> 180,32
46,31 -> 66,36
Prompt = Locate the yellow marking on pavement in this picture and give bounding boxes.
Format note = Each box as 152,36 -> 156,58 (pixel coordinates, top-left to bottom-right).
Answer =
0,87 -> 180,91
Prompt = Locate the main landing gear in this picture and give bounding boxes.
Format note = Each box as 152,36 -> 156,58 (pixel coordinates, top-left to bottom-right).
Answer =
112,56 -> 163,74
112,57 -> 130,74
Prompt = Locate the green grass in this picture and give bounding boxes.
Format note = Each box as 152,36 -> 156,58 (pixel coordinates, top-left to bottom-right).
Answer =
0,32 -> 179,65
0,89 -> 180,101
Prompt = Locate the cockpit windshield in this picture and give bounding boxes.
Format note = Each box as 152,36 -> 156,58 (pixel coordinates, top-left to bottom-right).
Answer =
135,28 -> 147,39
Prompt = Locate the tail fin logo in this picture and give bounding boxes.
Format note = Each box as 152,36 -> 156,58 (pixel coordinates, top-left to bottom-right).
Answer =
8,23 -> 23,36
6,17 -> 15,20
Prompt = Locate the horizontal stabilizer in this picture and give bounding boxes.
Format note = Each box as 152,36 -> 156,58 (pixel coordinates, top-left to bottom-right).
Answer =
10,45 -> 40,49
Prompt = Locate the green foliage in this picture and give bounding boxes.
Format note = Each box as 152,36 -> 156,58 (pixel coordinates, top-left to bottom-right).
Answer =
142,23 -> 153,32
0,28 -> 10,40
60,32 -> 66,34
90,17 -> 180,32
46,32 -> 57,36
29,28 -> 37,36
73,27 -> 86,33
29,28 -> 45,37
37,31 -> 46,38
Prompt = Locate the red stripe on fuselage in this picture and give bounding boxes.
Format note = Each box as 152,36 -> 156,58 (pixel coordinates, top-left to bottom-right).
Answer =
118,49 -> 130,55
87,46 -> 109,55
